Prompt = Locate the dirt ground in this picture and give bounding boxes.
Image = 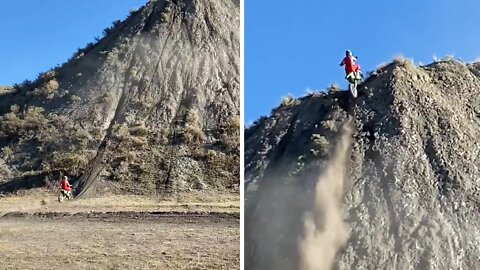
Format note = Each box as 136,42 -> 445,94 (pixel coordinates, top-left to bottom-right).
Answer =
0,192 -> 240,270
0,191 -> 239,214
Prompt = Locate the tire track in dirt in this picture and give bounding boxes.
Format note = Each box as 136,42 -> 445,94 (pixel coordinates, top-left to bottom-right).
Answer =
0,210 -> 239,220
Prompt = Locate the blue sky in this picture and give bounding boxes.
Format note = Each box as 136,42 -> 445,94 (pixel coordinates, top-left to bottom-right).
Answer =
245,0 -> 480,124
0,0 -> 146,86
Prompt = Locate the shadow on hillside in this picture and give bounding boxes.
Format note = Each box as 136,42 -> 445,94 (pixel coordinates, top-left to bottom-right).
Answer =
0,175 -> 46,194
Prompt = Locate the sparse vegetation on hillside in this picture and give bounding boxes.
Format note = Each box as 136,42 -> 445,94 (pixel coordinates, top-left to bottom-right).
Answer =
182,110 -> 206,144
246,58 -> 480,269
0,106 -> 48,137
0,0 -> 240,196
18,71 -> 60,98
280,95 -> 296,107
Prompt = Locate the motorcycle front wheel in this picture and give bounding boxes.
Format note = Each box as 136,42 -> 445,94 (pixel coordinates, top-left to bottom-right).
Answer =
349,82 -> 357,98
58,193 -> 65,203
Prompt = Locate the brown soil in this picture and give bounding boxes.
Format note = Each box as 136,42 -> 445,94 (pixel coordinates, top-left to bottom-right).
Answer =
0,192 -> 239,214
0,216 -> 239,270
0,194 -> 239,270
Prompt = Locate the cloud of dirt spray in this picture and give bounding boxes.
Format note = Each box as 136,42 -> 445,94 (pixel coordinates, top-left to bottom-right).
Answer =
298,117 -> 353,270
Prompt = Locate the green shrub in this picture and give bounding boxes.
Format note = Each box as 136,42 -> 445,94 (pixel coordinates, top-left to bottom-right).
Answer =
102,20 -> 122,36
310,134 -> 329,156
70,95 -> 82,102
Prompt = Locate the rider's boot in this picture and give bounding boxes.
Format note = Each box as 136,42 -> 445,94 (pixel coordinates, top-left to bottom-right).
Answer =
346,72 -> 354,83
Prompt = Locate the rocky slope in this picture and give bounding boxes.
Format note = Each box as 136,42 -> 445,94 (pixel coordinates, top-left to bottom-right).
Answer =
0,0 -> 240,197
245,58 -> 480,269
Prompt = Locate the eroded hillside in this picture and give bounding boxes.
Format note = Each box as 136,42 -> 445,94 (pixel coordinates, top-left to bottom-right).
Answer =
245,58 -> 480,269
0,0 -> 240,197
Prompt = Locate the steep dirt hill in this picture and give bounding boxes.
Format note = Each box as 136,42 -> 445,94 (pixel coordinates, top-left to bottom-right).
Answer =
245,58 -> 480,269
0,0 -> 240,197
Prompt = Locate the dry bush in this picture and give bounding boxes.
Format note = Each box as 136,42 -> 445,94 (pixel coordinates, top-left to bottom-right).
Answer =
47,152 -> 89,175
184,125 -> 206,144
42,79 -> 59,94
40,70 -> 57,81
205,150 -> 239,188
0,159 -> 11,182
71,128 -> 91,149
113,124 -> 149,149
281,95 -> 295,106
158,128 -> 171,143
28,71 -> 60,98
0,106 -> 48,136
70,95 -> 82,102
1,146 -> 13,158
113,124 -> 130,140
125,151 -> 137,162
392,55 -> 415,68
185,110 -> 198,125
130,123 -> 149,136
220,133 -> 239,152
142,97 -> 155,108
182,110 -> 206,144
130,136 -> 148,147
23,107 -> 48,127
160,4 -> 173,23
226,115 -> 240,135
321,120 -> 335,131
90,128 -> 105,141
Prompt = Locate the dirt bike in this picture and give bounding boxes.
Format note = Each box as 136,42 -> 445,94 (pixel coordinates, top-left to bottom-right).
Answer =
345,56 -> 362,98
346,68 -> 363,98
58,189 -> 74,203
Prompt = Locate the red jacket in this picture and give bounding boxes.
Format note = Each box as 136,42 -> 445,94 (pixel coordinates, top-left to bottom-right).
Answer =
340,56 -> 358,73
61,180 -> 71,191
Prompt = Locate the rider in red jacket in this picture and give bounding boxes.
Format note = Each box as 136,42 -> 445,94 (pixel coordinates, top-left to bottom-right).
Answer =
60,176 -> 72,192
340,50 -> 361,82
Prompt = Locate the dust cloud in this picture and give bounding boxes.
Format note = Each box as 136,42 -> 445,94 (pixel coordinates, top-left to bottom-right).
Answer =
298,117 -> 353,270
245,117 -> 354,270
